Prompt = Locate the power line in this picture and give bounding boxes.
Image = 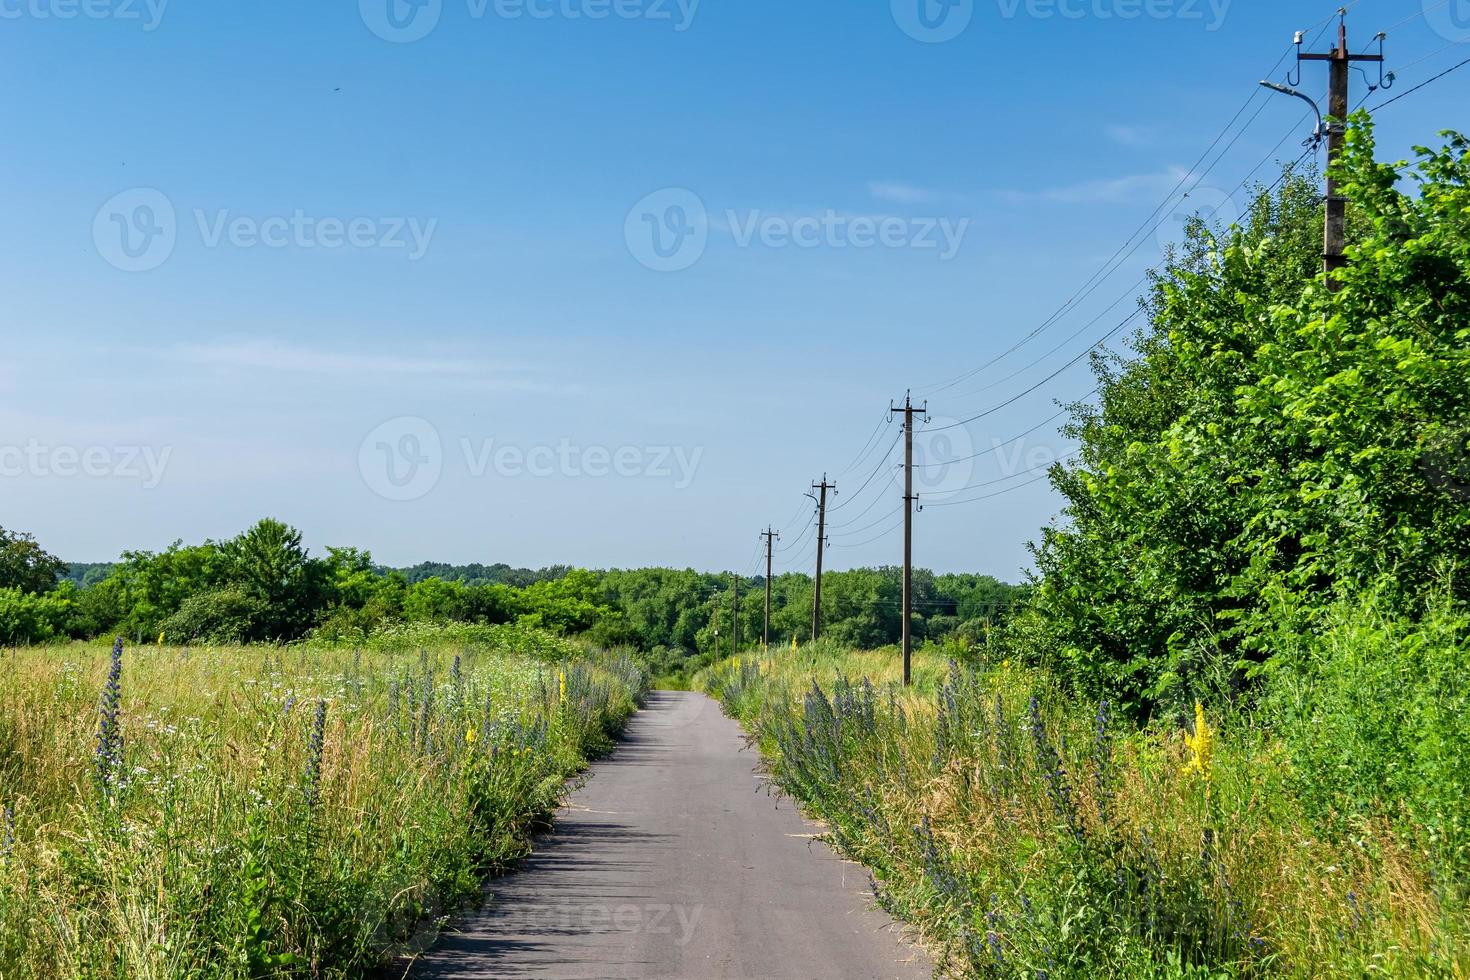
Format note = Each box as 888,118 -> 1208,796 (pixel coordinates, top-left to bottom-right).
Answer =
911,400 -> 1085,469
921,469 -> 1058,509
829,501 -> 904,541
1370,54 -> 1470,112
914,32 -> 1315,403
924,311 -> 1140,433
828,510 -> 906,550
827,430 -> 901,513
836,413 -> 891,477
922,450 -> 1080,500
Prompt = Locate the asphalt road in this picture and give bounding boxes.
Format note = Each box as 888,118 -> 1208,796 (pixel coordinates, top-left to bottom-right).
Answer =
410,690 -> 932,980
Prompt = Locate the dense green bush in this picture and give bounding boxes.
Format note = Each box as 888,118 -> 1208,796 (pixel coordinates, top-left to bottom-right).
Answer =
160,584 -> 267,644
1265,585 -> 1470,872
0,586 -> 72,644
1027,120 -> 1470,718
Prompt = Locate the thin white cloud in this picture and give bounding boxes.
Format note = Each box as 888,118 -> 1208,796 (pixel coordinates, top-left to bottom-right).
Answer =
1104,124 -> 1158,148
167,340 -> 517,378
867,181 -> 936,204
997,167 -> 1187,206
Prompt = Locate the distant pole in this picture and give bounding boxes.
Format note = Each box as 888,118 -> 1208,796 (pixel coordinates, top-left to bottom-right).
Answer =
731,572 -> 740,655
810,475 -> 837,642
761,527 -> 778,650
1295,11 -> 1387,288
891,392 -> 927,687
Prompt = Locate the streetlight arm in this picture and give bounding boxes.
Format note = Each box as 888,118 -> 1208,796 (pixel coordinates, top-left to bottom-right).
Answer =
1260,81 -> 1325,144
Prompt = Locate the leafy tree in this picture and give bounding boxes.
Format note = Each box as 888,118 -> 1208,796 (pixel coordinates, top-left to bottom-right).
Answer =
0,526 -> 67,595
216,519 -> 325,641
1026,121 -> 1470,717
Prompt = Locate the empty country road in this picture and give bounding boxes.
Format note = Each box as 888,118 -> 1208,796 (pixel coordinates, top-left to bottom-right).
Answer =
410,690 -> 931,980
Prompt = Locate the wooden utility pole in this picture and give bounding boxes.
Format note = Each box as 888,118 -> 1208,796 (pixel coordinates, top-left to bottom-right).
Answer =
809,476 -> 836,642
760,528 -> 778,650
1295,11 -> 1386,289
712,590 -> 721,658
731,572 -> 740,655
891,393 -> 927,687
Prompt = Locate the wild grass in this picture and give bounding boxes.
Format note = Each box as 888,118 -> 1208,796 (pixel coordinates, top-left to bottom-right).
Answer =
699,645 -> 1470,978
0,637 -> 644,978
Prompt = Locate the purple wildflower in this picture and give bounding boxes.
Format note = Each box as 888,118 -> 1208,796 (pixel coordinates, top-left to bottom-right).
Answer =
94,637 -> 125,798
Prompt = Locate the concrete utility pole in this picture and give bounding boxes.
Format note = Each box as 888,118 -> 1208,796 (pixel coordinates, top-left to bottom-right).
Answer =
760,528 -> 778,650
809,476 -> 837,642
1293,11 -> 1387,288
890,392 -> 927,687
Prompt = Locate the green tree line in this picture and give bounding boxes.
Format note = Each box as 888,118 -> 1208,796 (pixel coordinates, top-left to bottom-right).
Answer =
0,522 -> 1026,663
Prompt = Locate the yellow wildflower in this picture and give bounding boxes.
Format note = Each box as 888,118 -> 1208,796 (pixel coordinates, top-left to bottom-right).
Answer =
791,636 -> 798,653
464,727 -> 477,745
1182,700 -> 1214,780
157,631 -> 166,646
558,671 -> 567,703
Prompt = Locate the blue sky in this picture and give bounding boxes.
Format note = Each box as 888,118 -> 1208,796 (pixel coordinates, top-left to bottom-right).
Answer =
2,0 -> 1466,579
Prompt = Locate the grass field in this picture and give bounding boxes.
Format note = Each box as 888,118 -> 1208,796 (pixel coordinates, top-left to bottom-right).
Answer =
0,637 -> 644,979
699,641 -> 1470,978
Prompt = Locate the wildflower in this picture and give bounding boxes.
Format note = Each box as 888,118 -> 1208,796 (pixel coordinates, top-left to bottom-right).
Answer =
1182,700 -> 1214,780
558,670 -> 567,703
304,699 -> 327,807
94,638 -> 125,799
465,727 -> 477,746
157,631 -> 165,646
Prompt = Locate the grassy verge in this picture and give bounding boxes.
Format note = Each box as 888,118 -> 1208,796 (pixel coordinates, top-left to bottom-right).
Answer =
0,635 -> 645,978
697,643 -> 1469,978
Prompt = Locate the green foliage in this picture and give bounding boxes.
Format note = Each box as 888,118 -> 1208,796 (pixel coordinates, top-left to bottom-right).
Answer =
1265,584 -> 1470,872
0,585 -> 73,644
0,526 -> 67,595
1027,121 -> 1470,717
0,641 -> 646,978
702,648 -> 1469,978
159,585 -> 266,644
